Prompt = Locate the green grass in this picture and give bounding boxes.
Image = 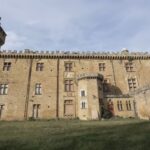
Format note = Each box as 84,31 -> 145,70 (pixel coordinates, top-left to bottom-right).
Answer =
0,119 -> 150,150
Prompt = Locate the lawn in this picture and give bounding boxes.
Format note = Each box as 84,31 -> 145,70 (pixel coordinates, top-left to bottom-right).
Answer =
0,119 -> 150,150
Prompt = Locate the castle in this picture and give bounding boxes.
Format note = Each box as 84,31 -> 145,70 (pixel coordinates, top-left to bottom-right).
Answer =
0,26 -> 150,120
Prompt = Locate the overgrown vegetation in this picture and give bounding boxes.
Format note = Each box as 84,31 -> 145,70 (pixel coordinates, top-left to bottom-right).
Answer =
0,119 -> 149,150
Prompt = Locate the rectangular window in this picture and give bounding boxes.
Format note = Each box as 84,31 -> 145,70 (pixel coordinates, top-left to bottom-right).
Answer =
65,63 -> 72,72
81,90 -> 85,97
128,78 -> 137,90
64,80 -> 73,92
99,63 -> 105,71
126,100 -> 132,111
0,84 -> 8,95
3,62 -> 11,71
32,104 -> 40,119
64,100 -> 73,116
36,63 -> 44,71
81,102 -> 86,109
35,83 -> 42,95
0,104 -> 4,119
117,101 -> 123,111
80,101 -> 88,109
125,62 -> 134,72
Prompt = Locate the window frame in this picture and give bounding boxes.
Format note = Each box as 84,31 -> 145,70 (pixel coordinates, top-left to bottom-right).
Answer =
117,100 -> 123,111
64,62 -> 73,72
128,78 -> 137,91
125,62 -> 134,72
80,100 -> 88,109
3,62 -> 11,71
32,104 -> 41,118
99,63 -> 105,71
64,80 -> 74,92
126,100 -> 132,111
0,84 -> 8,95
64,100 -> 74,116
36,63 -> 44,71
35,83 -> 42,95
0,104 -> 4,119
80,90 -> 86,97
81,101 -> 86,109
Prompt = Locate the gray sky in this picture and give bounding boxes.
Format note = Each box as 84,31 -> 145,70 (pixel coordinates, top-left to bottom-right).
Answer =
1,0 -> 150,52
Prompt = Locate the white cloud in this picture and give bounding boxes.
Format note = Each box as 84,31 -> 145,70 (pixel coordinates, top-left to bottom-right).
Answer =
2,31 -> 27,50
1,0 -> 150,51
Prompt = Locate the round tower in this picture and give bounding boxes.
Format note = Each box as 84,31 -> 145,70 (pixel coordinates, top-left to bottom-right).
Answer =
0,18 -> 7,48
77,73 -> 103,120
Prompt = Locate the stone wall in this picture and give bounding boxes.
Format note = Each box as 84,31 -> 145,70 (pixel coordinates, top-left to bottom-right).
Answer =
0,50 -> 150,120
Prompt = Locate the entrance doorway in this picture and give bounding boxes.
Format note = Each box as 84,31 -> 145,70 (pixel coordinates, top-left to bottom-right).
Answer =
64,100 -> 74,118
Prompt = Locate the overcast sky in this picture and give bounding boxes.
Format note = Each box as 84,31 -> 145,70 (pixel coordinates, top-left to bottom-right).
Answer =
1,0 -> 150,52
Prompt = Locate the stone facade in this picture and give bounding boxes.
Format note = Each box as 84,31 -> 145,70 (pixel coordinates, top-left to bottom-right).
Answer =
0,50 -> 150,120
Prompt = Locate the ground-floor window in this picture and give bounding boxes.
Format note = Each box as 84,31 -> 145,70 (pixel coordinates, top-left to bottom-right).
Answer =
80,100 -> 88,109
117,101 -> 123,111
0,104 -> 4,119
32,104 -> 41,119
81,102 -> 86,109
64,100 -> 73,117
126,100 -> 132,111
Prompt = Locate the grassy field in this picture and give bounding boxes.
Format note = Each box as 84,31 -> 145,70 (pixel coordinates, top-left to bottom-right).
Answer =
0,119 -> 150,150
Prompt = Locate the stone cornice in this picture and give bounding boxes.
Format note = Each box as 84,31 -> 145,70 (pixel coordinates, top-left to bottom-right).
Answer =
104,94 -> 131,98
0,49 -> 150,59
77,73 -> 103,81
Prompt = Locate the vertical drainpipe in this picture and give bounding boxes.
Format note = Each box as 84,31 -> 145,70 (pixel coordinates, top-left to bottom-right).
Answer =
24,58 -> 33,120
56,58 -> 60,119
133,93 -> 137,117
110,59 -> 117,94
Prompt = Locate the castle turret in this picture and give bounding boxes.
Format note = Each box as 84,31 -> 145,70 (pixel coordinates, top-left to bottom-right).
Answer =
77,73 -> 103,120
0,19 -> 7,48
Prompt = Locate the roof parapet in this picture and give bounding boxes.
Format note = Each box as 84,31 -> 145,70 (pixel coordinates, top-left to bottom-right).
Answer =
0,49 -> 150,59
0,49 -> 149,55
